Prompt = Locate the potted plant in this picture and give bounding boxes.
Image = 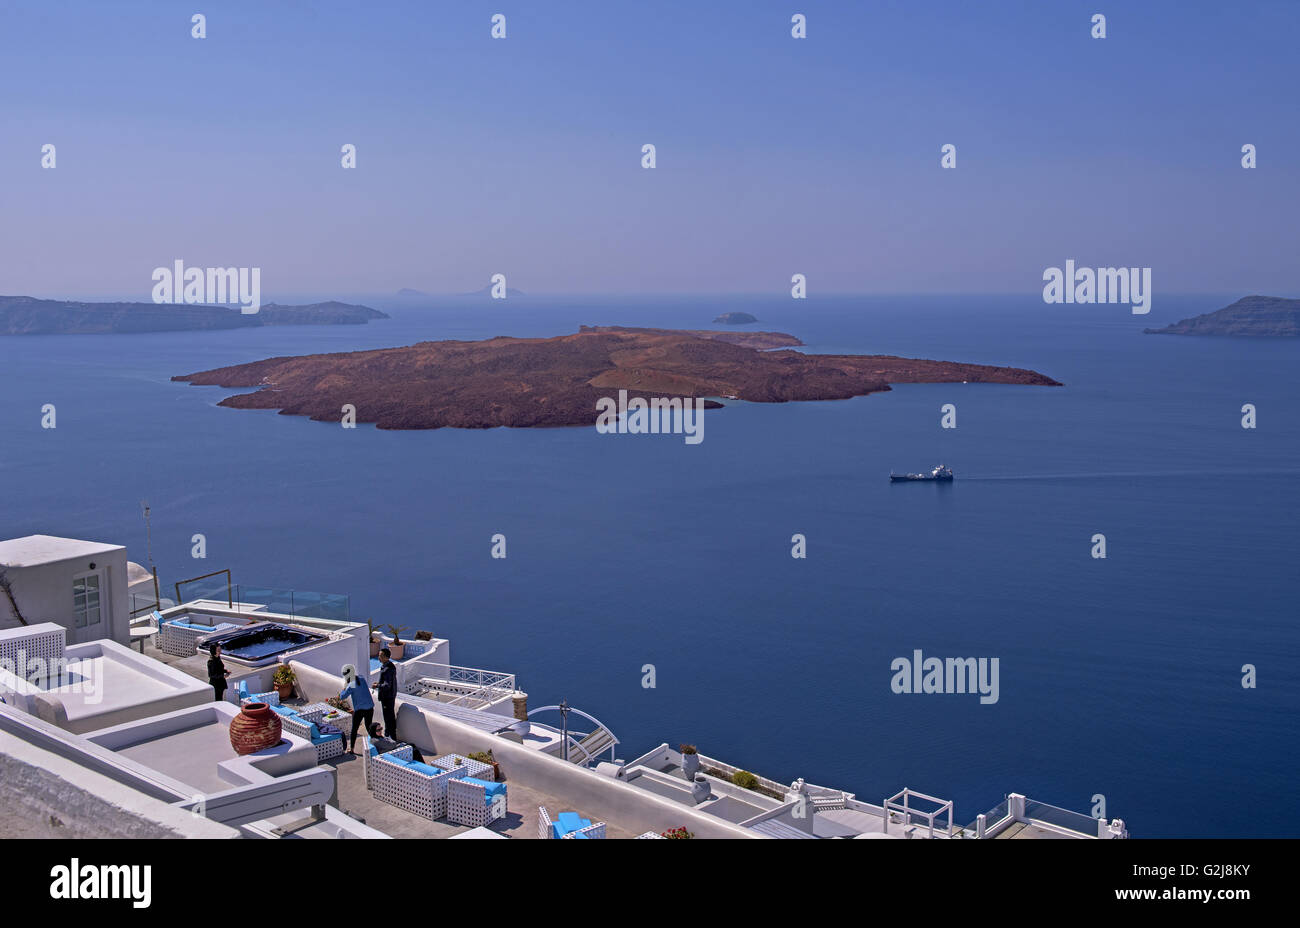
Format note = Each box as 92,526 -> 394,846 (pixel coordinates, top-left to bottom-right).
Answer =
271,664 -> 296,701
414,629 -> 433,642
680,743 -> 699,781
660,826 -> 694,839
384,624 -> 409,660
369,628 -> 382,658
469,750 -> 501,782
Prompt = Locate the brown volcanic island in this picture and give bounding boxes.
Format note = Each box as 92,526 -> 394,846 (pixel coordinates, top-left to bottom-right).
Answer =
172,325 -> 1060,430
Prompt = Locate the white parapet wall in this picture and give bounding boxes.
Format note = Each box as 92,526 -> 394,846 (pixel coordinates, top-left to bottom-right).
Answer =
289,660 -> 757,839
0,703 -> 238,838
3,636 -> 211,734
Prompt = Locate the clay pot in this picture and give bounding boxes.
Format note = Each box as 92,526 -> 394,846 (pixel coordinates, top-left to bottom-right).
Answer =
229,702 -> 282,756
275,682 -> 294,700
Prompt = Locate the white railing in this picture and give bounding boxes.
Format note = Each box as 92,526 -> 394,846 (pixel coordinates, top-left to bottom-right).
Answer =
695,754 -> 794,798
405,663 -> 516,710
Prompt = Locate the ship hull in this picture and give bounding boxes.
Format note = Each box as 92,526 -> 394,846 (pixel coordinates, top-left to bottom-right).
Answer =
890,474 -> 954,482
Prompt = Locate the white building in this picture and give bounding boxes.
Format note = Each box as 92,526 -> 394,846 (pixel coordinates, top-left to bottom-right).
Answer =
0,535 -> 130,645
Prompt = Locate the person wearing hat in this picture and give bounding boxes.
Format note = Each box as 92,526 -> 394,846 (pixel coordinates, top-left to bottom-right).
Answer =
337,663 -> 374,755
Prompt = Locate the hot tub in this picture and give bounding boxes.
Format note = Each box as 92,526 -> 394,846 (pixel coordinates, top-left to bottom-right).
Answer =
200,622 -> 327,667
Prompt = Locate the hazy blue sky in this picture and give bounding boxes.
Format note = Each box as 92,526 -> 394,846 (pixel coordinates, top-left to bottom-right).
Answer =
2,0 -> 1297,298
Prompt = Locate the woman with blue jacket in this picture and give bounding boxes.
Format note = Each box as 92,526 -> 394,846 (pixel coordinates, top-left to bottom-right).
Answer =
338,664 -> 375,755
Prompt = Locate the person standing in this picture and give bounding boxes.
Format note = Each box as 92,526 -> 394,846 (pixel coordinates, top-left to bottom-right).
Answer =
207,643 -> 230,702
338,664 -> 375,755
376,647 -> 398,741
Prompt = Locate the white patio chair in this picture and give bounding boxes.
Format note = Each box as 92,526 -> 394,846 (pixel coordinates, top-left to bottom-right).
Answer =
447,776 -> 507,828
370,745 -> 466,821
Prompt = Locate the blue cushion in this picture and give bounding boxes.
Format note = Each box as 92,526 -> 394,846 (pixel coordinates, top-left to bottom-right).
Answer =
554,810 -> 586,834
465,778 -> 506,807
270,705 -> 296,718
380,753 -> 409,767
368,744 -> 378,757
405,761 -> 445,777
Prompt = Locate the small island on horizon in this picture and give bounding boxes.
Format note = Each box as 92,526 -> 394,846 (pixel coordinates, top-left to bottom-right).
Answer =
0,295 -> 388,335
173,325 -> 1060,430
713,311 -> 758,325
1144,295 -> 1300,336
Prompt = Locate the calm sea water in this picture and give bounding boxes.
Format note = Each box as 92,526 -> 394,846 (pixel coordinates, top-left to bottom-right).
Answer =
2,293 -> 1297,837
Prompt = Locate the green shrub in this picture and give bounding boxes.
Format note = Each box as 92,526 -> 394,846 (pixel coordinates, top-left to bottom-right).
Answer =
731,770 -> 759,790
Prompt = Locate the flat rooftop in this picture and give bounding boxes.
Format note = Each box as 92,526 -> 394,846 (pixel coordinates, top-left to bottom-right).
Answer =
112,719 -> 238,794
0,534 -> 124,567
28,655 -> 179,718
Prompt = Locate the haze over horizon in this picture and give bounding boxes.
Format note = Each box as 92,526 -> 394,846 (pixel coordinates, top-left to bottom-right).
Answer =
3,0 -> 1298,299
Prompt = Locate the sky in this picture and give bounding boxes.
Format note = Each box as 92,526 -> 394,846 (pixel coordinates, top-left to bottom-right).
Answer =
1,0 -> 1297,299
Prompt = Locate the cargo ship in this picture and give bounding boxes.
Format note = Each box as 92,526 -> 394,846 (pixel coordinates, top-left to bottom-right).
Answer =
890,464 -> 954,482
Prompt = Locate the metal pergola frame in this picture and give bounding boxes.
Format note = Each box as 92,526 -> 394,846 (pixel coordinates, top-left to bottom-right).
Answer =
884,787 -> 953,838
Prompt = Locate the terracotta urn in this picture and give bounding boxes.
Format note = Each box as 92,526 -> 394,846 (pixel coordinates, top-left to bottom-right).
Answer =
229,702 -> 282,756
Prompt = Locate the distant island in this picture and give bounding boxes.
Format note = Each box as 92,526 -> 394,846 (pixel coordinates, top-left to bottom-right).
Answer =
713,311 -> 758,325
461,285 -> 526,298
0,296 -> 388,335
1144,295 -> 1300,336
576,325 -> 798,349
173,325 -> 1059,430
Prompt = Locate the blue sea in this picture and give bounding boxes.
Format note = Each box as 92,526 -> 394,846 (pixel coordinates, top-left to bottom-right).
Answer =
2,293 -> 1297,837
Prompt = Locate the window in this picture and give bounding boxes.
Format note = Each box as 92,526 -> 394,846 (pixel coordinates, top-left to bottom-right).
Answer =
73,573 -> 101,628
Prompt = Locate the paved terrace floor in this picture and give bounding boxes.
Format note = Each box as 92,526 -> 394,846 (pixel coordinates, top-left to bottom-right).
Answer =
141,639 -> 640,838
325,750 -> 638,839
140,640 -> 211,680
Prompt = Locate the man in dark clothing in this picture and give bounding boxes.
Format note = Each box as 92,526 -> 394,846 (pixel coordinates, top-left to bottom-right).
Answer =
376,648 -> 398,740
207,643 -> 230,702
